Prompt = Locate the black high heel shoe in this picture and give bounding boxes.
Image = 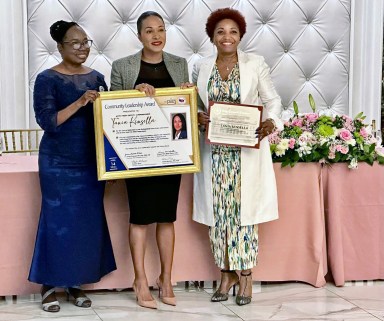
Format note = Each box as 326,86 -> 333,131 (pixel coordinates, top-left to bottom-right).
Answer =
211,269 -> 239,302
66,287 -> 92,308
235,271 -> 252,306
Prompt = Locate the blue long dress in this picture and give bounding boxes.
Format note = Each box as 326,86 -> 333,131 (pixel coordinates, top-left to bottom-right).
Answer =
28,69 -> 116,287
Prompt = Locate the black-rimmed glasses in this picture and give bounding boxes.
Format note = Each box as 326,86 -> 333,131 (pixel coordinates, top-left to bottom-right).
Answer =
62,39 -> 93,50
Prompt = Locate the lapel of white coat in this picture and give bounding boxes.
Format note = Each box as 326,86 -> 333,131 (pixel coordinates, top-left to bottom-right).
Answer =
238,50 -> 252,104
197,57 -> 216,111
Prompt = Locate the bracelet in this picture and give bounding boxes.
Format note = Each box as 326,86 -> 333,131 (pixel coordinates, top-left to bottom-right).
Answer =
266,118 -> 277,132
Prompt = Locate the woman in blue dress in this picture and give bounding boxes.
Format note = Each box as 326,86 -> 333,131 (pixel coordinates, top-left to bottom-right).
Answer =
28,20 -> 116,313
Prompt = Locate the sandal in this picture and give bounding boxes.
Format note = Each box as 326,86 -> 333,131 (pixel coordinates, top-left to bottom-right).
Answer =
66,287 -> 92,308
235,271 -> 252,306
211,269 -> 239,302
41,286 -> 60,312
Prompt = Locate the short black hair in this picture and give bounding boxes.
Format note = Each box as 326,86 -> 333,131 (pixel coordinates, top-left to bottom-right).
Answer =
50,20 -> 79,43
205,8 -> 247,41
137,11 -> 165,34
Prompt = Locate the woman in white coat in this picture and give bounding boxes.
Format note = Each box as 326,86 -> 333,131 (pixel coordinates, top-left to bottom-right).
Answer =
192,8 -> 283,306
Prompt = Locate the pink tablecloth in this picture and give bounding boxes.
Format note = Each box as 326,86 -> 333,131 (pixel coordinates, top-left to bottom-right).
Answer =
0,155 -> 327,295
323,163 -> 384,286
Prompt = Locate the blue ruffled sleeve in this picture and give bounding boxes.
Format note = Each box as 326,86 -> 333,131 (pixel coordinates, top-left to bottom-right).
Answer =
33,72 -> 58,132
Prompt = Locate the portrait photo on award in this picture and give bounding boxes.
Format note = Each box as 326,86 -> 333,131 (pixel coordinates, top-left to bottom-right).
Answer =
171,113 -> 188,140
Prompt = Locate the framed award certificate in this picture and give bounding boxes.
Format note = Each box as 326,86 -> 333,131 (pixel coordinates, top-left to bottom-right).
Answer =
206,101 -> 263,148
93,87 -> 200,180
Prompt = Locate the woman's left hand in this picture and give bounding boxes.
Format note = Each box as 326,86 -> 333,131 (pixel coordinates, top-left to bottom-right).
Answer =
255,119 -> 276,141
180,82 -> 195,89
135,83 -> 155,97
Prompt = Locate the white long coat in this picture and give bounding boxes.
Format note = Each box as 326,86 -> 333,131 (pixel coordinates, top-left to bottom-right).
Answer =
192,50 -> 283,226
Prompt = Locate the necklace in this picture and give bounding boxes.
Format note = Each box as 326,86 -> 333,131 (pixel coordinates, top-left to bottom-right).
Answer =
217,56 -> 238,71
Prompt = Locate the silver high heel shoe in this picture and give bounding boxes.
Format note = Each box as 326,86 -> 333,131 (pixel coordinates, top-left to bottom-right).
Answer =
235,271 -> 252,306
211,270 -> 239,302
66,287 -> 92,308
41,286 -> 60,312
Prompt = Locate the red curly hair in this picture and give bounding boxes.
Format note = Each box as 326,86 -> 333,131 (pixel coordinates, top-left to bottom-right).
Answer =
205,8 -> 247,42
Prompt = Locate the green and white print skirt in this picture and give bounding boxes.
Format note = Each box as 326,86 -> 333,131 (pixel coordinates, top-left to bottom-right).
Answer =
209,145 -> 259,271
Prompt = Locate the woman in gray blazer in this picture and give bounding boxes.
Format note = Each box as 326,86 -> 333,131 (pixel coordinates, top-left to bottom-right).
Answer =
110,11 -> 192,309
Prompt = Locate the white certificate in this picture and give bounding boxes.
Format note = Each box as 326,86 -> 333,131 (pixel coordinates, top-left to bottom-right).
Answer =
93,87 -> 200,180
206,101 -> 263,148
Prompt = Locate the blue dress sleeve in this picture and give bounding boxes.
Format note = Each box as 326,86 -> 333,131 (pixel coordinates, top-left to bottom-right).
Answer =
33,72 -> 58,132
97,73 -> 108,92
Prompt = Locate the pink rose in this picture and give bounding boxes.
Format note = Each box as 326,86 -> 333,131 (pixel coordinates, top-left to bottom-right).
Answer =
336,145 -> 349,154
305,113 -> 318,122
339,128 -> 352,141
359,127 -> 368,138
288,138 -> 296,149
291,118 -> 303,127
268,131 -> 281,144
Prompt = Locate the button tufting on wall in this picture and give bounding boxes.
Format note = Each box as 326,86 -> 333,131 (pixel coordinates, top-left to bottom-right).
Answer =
27,0 -> 352,119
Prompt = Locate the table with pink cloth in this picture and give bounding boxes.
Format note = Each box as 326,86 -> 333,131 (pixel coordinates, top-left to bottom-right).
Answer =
0,155 -> 327,296
323,163 -> 384,286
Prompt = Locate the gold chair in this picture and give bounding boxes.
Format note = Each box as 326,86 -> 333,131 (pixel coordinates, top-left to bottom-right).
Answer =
0,129 -> 43,153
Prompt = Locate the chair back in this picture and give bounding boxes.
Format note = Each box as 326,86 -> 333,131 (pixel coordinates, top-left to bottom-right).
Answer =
0,129 -> 42,153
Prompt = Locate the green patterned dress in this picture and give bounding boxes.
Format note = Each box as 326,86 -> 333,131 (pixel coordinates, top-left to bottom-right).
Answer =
208,63 -> 259,271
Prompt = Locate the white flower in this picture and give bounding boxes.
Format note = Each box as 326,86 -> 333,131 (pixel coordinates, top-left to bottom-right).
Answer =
348,158 -> 358,169
299,131 -> 316,145
275,138 -> 290,156
298,144 -> 312,157
345,138 -> 356,146
375,146 -> 384,157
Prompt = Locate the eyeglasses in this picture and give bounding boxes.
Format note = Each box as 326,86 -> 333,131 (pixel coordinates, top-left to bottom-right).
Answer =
62,39 -> 93,50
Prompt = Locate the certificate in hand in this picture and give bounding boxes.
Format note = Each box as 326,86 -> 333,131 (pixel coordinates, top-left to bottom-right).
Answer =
206,101 -> 263,148
93,87 -> 200,180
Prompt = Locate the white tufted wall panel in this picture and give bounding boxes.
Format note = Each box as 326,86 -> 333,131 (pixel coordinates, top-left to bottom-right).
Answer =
27,0 -> 351,126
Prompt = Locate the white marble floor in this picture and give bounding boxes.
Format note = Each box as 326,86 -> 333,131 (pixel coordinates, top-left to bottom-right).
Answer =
0,281 -> 383,321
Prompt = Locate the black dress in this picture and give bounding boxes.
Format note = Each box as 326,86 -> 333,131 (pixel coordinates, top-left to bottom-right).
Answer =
126,60 -> 181,225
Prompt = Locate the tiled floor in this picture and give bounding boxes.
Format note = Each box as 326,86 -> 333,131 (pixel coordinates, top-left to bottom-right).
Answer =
0,281 -> 383,321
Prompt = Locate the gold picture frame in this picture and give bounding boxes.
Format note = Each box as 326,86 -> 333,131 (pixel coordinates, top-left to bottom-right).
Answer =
93,87 -> 200,180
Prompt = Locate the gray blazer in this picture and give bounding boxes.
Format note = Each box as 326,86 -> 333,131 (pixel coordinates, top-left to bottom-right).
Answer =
110,50 -> 189,90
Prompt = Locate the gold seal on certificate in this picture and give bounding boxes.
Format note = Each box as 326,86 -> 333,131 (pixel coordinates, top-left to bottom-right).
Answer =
93,87 -> 200,180
206,101 -> 263,148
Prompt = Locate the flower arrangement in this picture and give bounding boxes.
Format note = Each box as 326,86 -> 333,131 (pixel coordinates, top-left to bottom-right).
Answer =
269,95 -> 384,169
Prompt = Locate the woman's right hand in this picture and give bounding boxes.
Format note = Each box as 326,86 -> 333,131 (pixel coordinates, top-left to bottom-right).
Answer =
198,111 -> 210,126
77,90 -> 99,108
135,83 -> 155,97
